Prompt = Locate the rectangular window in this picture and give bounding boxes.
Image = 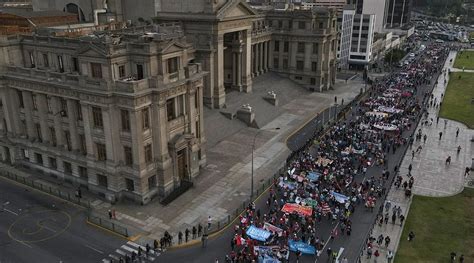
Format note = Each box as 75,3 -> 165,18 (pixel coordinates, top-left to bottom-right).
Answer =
29,51 -> 35,68
43,53 -> 49,67
124,146 -> 133,166
17,90 -> 24,108
167,57 -> 179,75
63,161 -> 72,174
32,94 -> 38,110
118,65 -> 126,78
72,57 -> 79,72
92,107 -> 103,129
296,60 -> 304,71
79,134 -> 86,154
125,178 -> 135,192
312,62 -> 317,72
64,130 -> 71,151
97,174 -> 108,188
35,123 -> 42,142
79,166 -> 88,179
50,127 -> 56,146
136,64 -> 144,80
297,42 -> 305,53
35,153 -> 43,165
142,107 -> 150,130
96,143 -> 107,161
319,22 -> 323,29
121,109 -> 130,131
283,59 -> 288,69
278,20 -> 282,28
47,96 -> 53,113
148,175 -> 156,190
311,78 -> 316,85
49,157 -> 57,169
298,21 -> 305,29
196,120 -> 200,138
284,41 -> 289,53
91,63 -> 102,78
273,58 -> 279,69
166,99 -> 175,121
60,98 -> 68,117
76,101 -> 82,121
57,55 -> 64,73
313,43 -> 319,54
194,92 -> 199,109
144,144 -> 152,164
274,41 -> 279,52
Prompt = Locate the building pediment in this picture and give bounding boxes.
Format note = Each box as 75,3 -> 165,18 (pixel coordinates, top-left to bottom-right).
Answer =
217,0 -> 258,20
161,41 -> 187,54
76,43 -> 107,57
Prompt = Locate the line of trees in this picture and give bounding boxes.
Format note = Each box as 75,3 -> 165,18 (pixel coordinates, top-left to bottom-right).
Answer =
413,0 -> 466,17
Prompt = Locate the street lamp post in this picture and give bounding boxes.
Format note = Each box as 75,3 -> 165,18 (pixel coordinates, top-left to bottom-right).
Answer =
251,127 -> 280,199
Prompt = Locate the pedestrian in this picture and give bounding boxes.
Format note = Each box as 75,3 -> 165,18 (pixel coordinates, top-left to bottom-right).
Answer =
207,216 -> 212,230
411,150 -> 415,160
439,131 -> 443,140
423,134 -> 427,144
367,246 -> 372,259
457,145 -> 461,155
387,250 -> 394,263
145,243 -> 150,256
230,238 -> 235,251
108,209 -> 113,219
385,236 -> 391,247
460,254 -> 464,263
408,231 -> 415,241
444,119 -> 448,129
456,127 -> 459,137
153,239 -> 158,250
112,209 -> 116,219
374,250 -> 380,261
192,226 -> 197,239
400,214 -> 405,226
391,213 -> 397,224
201,232 -> 208,248
178,231 -> 183,244
436,116 -> 440,124
198,224 -> 203,237
185,228 -> 190,242
446,156 -> 451,166
450,252 -> 457,262
341,257 -> 348,263
465,167 -> 471,177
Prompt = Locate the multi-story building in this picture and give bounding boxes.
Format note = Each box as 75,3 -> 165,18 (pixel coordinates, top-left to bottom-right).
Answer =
300,0 -> 346,12
384,0 -> 411,29
0,23 -> 207,204
337,5 -> 355,69
267,8 -> 338,90
348,13 -> 375,67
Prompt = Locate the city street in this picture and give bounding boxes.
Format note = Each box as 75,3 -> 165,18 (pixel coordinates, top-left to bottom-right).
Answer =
0,178 -> 126,263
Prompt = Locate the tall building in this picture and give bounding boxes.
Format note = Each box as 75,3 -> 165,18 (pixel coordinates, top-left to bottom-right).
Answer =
384,0 -> 411,28
348,13 -> 375,67
337,5 -> 355,69
0,23 -> 207,204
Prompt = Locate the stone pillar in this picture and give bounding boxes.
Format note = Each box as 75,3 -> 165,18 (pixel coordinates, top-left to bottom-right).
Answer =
258,42 -> 263,74
304,42 -> 312,72
236,51 -> 242,87
4,87 -> 21,135
66,99 -> 79,151
155,100 -> 173,195
22,91 -> 35,139
213,34 -> 225,108
242,32 -> 252,92
52,97 -> 64,147
290,42 -> 297,70
102,107 -> 115,163
80,103 -> 94,157
263,41 -> 268,72
232,52 -> 237,88
37,94 -> 50,144
130,109 -> 144,166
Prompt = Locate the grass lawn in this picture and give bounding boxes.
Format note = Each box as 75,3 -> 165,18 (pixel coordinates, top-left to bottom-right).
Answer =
470,32 -> 474,39
395,188 -> 474,263
439,72 -> 474,128
453,51 -> 474,70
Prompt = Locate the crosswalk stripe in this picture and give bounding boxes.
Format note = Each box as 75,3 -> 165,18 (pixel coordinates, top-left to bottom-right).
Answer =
121,245 -> 138,254
126,241 -> 158,257
102,259 -> 108,263
116,249 -> 126,256
109,254 -> 120,261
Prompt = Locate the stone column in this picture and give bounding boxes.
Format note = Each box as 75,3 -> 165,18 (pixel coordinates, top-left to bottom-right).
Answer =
213,34 -> 225,108
290,42 -> 297,70
37,94 -> 50,144
263,41 -> 268,72
130,109 -> 144,166
304,42 -> 312,72
4,87 -> 21,135
232,52 -> 237,88
241,29 -> 252,94
258,42 -> 264,75
155,100 -> 173,195
236,51 -> 242,87
22,91 -> 35,139
80,103 -> 94,157
52,97 -> 64,147
66,99 -> 79,151
102,107 -> 115,163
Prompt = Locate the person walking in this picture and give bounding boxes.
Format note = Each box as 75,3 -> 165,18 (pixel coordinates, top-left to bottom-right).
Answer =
198,224 -> 203,237
387,250 -> 394,263
385,236 -> 391,247
185,228 -> 190,243
192,226 -> 197,239
456,127 -> 459,138
178,231 -> 183,244
408,231 -> 415,241
446,156 -> 452,166
439,131 -> 443,140
207,216 -> 212,230
400,214 -> 405,226
457,146 -> 461,155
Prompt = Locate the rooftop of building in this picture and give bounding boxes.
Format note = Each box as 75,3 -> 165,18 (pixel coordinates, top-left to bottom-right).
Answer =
0,9 -> 75,18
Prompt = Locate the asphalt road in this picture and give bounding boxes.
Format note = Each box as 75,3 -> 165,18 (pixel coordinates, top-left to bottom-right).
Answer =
0,177 -> 125,263
157,43 -> 445,263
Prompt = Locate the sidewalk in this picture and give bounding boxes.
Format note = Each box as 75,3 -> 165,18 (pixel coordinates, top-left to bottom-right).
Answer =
360,50 -> 474,263
0,73 -> 367,244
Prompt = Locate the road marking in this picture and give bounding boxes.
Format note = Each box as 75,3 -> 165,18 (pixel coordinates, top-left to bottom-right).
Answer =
115,249 -> 126,256
15,239 -> 32,248
84,244 -> 104,254
108,254 -> 119,261
322,222 -> 340,252
38,221 -> 57,233
4,208 -> 18,216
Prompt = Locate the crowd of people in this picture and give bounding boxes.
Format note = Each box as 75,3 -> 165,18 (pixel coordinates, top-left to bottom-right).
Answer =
223,42 -> 450,263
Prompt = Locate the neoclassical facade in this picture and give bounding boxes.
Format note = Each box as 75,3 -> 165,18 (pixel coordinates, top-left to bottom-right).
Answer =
0,23 -> 206,204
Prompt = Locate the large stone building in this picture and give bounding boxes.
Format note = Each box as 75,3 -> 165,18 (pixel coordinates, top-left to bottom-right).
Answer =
0,23 -> 207,204
32,0 -> 338,108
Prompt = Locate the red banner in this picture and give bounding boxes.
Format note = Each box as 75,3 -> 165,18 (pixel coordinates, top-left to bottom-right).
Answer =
281,203 -> 313,217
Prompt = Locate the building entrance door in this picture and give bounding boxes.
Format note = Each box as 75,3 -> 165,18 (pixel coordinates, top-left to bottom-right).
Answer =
177,149 -> 186,181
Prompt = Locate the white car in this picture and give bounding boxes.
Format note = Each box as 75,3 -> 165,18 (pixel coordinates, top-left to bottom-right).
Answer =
409,53 -> 415,57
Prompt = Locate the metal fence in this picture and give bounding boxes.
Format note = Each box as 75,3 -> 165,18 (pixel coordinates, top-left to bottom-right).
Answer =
87,213 -> 129,237
0,170 -> 91,208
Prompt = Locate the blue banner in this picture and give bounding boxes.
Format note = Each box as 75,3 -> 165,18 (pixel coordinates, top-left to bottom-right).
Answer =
330,191 -> 350,203
247,225 -> 271,242
288,240 -> 316,255
307,172 -> 322,182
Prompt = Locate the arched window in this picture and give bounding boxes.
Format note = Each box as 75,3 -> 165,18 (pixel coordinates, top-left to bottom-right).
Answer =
63,3 -> 86,22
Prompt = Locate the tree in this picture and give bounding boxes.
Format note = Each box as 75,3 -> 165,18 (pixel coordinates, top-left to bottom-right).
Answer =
384,49 -> 406,65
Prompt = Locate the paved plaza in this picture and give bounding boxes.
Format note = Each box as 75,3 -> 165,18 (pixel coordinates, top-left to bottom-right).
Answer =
361,50 -> 474,263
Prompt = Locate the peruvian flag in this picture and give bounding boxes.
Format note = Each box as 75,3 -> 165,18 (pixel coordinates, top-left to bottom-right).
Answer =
235,235 -> 246,246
